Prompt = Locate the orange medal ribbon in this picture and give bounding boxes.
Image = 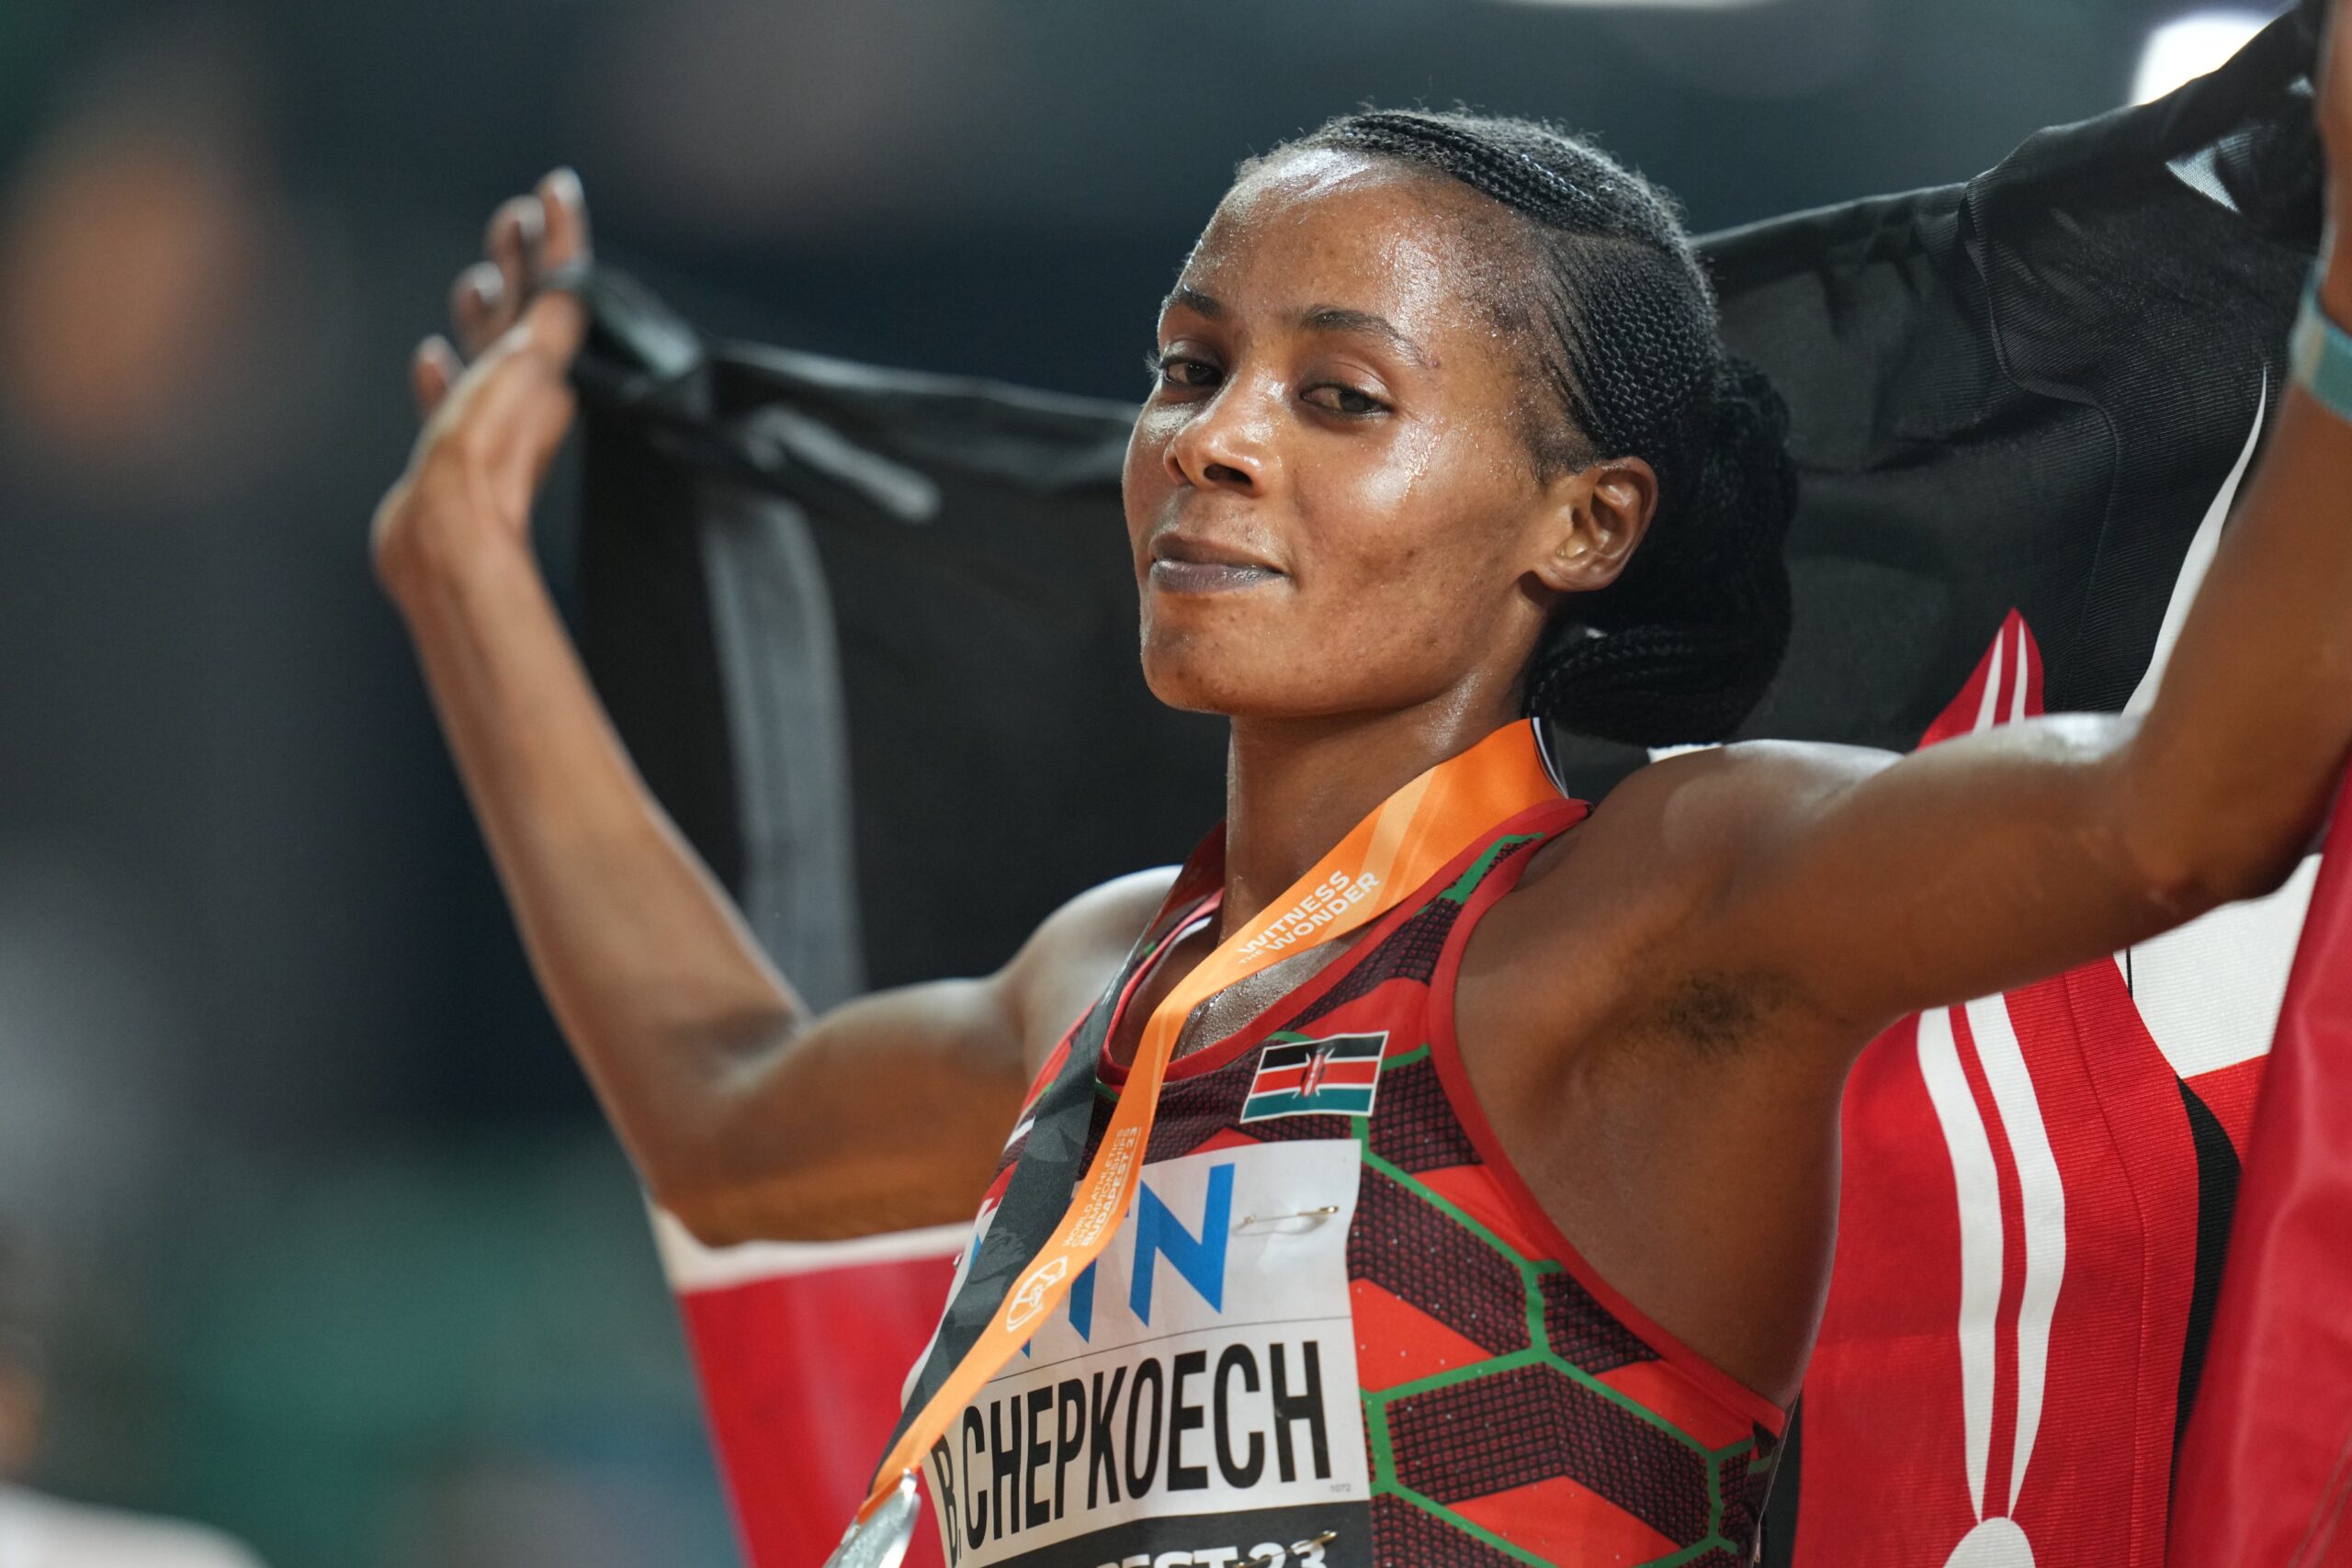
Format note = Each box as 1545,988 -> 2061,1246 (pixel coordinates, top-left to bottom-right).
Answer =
831,719 -> 1560,1557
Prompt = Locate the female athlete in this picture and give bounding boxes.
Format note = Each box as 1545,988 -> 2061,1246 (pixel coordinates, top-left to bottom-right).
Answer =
372,14 -> 2352,1560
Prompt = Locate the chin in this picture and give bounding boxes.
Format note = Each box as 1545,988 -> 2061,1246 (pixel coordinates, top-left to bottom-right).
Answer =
1140,644 -> 1251,717
1140,631 -> 1266,716
1138,631 -> 1370,722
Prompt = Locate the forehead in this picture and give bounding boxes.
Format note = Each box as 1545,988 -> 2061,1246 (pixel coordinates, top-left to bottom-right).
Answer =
1170,148 -> 1521,334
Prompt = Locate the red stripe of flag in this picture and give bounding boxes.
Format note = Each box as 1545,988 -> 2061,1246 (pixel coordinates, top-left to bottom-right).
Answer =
1250,1059 -> 1382,1097
2168,776 -> 2352,1567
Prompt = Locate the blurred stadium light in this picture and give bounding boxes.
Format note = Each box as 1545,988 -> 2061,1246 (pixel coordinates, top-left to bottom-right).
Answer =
2132,8 -> 2276,102
1481,0 -> 1783,7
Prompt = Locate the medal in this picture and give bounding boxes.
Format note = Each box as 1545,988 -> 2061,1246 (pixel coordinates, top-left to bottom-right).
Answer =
820,1472 -> 917,1568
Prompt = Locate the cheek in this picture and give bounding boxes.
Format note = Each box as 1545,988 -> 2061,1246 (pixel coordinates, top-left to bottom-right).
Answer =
1121,411 -> 1176,549
1306,439 -> 1534,677
1297,426 -> 1518,602
1349,419 -> 1450,521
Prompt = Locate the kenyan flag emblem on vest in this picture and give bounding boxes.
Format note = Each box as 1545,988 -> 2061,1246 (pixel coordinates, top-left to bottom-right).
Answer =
1239,1031 -> 1386,1122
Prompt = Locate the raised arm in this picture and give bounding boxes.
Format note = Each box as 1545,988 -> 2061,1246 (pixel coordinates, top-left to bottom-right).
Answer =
1601,12 -> 2352,1048
372,172 -> 1160,1244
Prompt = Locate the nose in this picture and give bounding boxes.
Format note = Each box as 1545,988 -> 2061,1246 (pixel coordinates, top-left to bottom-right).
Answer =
1162,378 -> 1274,496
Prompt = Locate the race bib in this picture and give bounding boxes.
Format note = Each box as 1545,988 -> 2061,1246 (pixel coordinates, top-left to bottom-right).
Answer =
922,1141 -> 1372,1568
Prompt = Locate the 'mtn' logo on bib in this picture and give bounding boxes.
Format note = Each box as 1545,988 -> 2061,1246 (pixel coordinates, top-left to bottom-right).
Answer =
925,1142 -> 1372,1566
1239,1033 -> 1385,1124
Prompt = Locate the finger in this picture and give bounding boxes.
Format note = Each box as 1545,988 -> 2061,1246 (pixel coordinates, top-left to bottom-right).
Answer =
411,334 -> 464,416
485,196 -> 543,330
536,167 -> 592,273
518,281 -> 590,368
451,262 -> 505,357
469,291 -> 589,428
457,304 -> 589,457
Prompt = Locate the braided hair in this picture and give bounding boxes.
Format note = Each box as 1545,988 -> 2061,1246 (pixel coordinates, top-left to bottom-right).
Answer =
1240,110 -> 1797,747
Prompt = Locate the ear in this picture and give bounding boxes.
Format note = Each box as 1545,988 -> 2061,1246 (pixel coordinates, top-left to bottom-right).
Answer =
1527,456 -> 1657,596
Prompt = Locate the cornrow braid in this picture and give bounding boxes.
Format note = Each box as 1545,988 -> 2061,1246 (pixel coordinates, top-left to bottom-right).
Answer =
1242,109 -> 1797,747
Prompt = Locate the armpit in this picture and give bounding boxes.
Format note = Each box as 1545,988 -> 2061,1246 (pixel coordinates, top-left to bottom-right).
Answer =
1639,965 -> 1811,1057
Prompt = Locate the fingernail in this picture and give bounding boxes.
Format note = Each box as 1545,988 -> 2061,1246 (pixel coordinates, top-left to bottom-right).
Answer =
548,166 -> 582,204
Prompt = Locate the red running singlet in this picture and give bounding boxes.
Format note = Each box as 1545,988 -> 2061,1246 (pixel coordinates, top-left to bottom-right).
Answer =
920,800 -> 1786,1568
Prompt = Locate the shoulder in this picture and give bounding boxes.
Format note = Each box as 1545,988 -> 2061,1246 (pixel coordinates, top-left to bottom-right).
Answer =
1595,738 -> 1899,822
1554,738 -> 1900,882
998,865 -> 1184,1072
1510,739 -> 1901,953
1450,740 -> 1903,1070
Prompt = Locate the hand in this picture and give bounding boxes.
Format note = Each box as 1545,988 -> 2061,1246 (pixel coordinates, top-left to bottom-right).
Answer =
370,167 -> 592,604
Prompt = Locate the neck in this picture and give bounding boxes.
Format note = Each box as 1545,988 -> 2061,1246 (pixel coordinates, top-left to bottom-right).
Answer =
1218,686 -> 1525,938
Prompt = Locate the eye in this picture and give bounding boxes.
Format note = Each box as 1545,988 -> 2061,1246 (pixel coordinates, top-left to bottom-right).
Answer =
1144,349 -> 1220,393
1303,382 -> 1390,417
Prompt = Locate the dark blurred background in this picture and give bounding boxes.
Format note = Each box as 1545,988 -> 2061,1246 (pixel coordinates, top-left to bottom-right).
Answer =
0,1 -> 2279,1562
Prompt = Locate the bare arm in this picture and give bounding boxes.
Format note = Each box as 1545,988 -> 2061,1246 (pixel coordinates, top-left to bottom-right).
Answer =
374,172 -> 1161,1244
1603,11 -> 2352,1050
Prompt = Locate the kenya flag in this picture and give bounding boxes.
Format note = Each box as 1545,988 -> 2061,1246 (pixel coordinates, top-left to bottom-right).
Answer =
647,1209 -> 960,1568
1240,1033 -> 1386,1123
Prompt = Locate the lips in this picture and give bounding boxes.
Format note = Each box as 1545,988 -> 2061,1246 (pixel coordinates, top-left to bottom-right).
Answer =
1148,531 -> 1285,595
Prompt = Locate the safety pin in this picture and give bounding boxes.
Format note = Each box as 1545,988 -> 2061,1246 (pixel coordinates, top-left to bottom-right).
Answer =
1294,1530 -> 1340,1549
1234,1205 -> 1340,1235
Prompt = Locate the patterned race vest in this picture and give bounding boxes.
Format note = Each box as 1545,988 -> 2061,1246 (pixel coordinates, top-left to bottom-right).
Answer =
913,803 -> 1787,1567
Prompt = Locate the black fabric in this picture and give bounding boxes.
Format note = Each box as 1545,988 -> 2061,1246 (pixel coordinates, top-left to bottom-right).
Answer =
572,268 -> 1221,987
1680,0 -> 2324,807
570,0 -> 2324,1546
2173,1077 -> 2245,1460
1760,1399 -> 1801,1568
576,348 -> 744,898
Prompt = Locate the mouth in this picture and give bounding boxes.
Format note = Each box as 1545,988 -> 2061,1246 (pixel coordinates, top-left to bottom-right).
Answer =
1148,531 -> 1285,596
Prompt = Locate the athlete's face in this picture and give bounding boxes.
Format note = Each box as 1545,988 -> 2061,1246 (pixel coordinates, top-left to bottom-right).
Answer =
1124,149 -> 1654,723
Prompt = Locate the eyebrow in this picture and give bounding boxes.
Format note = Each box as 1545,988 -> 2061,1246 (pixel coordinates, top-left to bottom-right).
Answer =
1159,286 -> 1438,371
